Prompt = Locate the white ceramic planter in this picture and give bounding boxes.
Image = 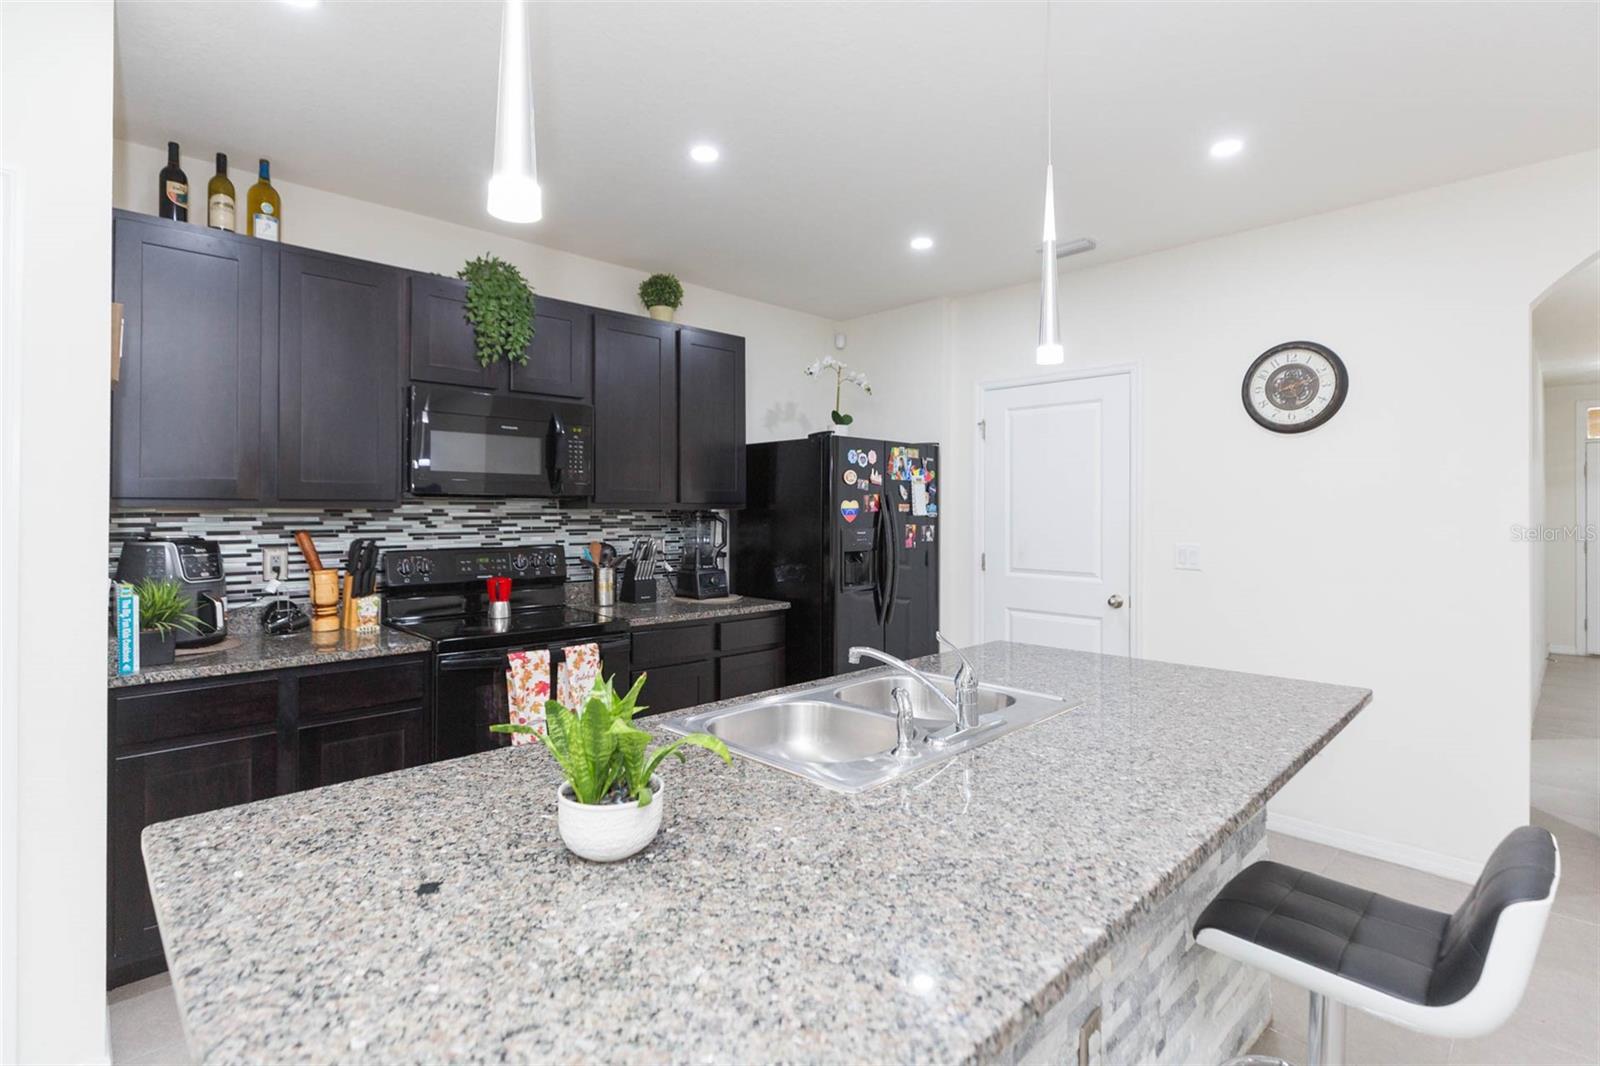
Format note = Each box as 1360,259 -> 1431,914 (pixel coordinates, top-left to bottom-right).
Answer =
647,305 -> 676,322
556,778 -> 664,862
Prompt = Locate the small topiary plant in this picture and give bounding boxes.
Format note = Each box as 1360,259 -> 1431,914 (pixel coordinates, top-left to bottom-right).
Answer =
458,254 -> 536,367
638,272 -> 684,312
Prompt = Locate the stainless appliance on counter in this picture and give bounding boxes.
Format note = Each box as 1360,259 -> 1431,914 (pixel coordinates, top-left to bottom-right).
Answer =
381,544 -> 630,761
674,510 -> 729,599
407,384 -> 593,498
113,536 -> 229,648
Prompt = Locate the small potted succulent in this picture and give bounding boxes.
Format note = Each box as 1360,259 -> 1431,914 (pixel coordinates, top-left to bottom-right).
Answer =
492,674 -> 729,862
638,272 -> 684,323
131,578 -> 200,667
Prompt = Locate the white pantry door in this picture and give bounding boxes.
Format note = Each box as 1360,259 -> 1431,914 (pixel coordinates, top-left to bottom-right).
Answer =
980,373 -> 1132,655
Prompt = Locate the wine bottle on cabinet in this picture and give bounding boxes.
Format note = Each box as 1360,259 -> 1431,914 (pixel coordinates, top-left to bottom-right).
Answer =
247,158 -> 281,242
206,153 -> 235,231
158,142 -> 188,222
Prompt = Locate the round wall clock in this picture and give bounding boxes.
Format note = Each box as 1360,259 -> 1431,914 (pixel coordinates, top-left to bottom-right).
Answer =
1241,341 -> 1348,433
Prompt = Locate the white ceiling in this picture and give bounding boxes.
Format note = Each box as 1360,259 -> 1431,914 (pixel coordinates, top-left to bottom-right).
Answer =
114,1 -> 1599,320
1535,258 -> 1599,385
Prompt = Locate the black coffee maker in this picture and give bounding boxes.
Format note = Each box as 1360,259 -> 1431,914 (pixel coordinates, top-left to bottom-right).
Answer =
114,537 -> 229,647
674,511 -> 729,599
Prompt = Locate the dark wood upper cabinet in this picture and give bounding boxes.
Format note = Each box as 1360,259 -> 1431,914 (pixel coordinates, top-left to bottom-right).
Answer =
593,313 -> 679,505
111,216 -> 268,502
677,327 -> 746,506
510,295 -> 592,400
277,249 -> 402,503
406,274 -> 497,390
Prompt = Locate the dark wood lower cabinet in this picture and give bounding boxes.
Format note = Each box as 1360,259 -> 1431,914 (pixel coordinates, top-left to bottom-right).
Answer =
718,648 -> 786,700
107,654 -> 429,987
638,659 -> 717,716
629,612 -> 787,716
108,731 -> 278,987
296,706 -> 427,790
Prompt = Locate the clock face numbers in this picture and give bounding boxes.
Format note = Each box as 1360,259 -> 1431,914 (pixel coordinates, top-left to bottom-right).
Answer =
1242,342 -> 1348,433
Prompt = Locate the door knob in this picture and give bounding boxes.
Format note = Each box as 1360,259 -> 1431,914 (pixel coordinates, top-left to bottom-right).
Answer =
1107,594 -> 1125,609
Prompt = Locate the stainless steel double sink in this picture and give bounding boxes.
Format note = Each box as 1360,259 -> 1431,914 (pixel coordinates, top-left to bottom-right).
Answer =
661,672 -> 1078,793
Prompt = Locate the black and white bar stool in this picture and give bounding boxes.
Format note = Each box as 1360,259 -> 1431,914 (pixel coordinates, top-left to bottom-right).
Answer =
1194,826 -> 1559,1066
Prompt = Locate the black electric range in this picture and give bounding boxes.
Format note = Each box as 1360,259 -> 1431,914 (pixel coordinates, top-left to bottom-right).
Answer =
381,544 -> 630,760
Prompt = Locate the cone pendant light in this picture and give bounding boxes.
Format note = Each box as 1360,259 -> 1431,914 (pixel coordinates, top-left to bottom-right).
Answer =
1036,2 -> 1064,366
487,0 -> 542,223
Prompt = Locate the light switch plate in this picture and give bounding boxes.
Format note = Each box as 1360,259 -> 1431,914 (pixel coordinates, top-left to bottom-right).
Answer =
1175,543 -> 1202,571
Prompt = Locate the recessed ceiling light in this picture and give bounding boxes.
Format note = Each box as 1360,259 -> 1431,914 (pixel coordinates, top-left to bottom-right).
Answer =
689,144 -> 720,164
1209,137 -> 1244,159
909,235 -> 934,252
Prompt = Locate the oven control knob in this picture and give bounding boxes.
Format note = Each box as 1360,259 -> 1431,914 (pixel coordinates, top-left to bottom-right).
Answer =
511,553 -> 530,572
542,550 -> 561,569
418,558 -> 433,576
396,558 -> 413,577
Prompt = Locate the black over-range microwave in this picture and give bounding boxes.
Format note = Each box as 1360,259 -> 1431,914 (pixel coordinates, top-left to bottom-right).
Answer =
408,384 -> 593,498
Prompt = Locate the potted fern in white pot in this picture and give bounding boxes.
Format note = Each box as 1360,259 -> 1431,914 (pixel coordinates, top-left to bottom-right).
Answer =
492,675 -> 730,862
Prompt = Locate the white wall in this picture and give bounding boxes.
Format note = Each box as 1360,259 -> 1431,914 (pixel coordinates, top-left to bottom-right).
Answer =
1531,361 -> 1546,708
844,152 -> 1600,873
1544,379 -> 1600,653
115,140 -> 839,444
1,2 -> 115,1061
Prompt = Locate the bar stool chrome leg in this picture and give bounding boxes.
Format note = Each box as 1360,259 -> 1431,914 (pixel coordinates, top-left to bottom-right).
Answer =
1306,992 -> 1346,1066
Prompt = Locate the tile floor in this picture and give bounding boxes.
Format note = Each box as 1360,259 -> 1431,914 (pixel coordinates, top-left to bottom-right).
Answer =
109,657 -> 1600,1065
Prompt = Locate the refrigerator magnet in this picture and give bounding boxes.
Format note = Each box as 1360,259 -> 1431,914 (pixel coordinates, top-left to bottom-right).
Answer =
847,449 -> 858,464
839,499 -> 860,523
903,524 -> 918,549
923,525 -> 936,543
868,449 -> 878,464
843,469 -> 858,486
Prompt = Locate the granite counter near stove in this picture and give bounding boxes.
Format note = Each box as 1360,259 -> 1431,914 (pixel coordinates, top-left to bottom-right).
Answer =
107,606 -> 431,689
108,594 -> 789,688
575,587 -> 790,627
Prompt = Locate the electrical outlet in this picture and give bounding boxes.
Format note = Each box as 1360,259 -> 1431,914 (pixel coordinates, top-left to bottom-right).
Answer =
262,547 -> 290,582
1174,543 -> 1202,571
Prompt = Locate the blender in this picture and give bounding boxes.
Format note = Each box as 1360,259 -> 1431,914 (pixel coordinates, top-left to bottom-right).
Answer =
674,511 -> 729,599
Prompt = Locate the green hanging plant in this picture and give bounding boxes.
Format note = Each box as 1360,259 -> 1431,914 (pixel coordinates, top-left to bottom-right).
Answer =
458,254 -> 536,367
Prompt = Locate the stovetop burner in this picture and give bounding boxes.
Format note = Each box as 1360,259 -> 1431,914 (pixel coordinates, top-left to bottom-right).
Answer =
379,543 -> 628,653
388,605 -> 626,648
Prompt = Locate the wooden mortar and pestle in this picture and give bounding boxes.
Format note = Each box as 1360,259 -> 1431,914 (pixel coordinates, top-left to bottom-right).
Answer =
294,531 -> 343,634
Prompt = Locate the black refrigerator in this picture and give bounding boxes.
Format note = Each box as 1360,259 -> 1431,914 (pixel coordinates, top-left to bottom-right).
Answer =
734,431 -> 940,682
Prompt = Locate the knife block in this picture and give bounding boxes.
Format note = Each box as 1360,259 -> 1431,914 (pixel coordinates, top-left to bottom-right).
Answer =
620,561 -> 658,603
309,569 -> 342,633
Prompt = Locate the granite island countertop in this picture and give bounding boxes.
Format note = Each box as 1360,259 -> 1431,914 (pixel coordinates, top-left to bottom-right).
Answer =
142,642 -> 1370,1065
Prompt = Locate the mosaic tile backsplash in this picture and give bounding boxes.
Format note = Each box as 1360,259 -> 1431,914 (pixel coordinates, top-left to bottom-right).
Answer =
110,501 -> 703,604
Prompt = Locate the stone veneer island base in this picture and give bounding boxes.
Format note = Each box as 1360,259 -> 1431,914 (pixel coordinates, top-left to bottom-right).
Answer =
143,641 -> 1367,1065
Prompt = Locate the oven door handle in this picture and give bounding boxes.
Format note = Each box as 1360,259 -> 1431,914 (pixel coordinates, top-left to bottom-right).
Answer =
437,652 -> 514,671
